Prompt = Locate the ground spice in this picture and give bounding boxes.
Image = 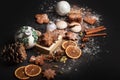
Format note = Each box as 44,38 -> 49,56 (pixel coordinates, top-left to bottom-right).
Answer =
12,0 -> 107,79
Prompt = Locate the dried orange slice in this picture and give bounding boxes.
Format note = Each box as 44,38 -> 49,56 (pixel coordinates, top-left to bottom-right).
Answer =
65,45 -> 82,59
15,66 -> 29,80
25,64 -> 41,77
62,41 -> 77,49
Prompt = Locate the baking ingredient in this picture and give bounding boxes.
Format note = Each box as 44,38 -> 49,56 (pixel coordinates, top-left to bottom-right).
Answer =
85,26 -> 106,35
9,0 -> 107,79
84,33 -> 107,37
56,1 -> 71,16
60,56 -> 67,63
65,45 -> 82,59
83,26 -> 107,38
15,26 -> 38,49
24,64 -> 42,77
15,66 -> 30,80
62,40 -> 77,49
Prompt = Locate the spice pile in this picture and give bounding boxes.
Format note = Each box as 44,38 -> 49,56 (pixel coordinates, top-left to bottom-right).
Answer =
0,0 -> 107,80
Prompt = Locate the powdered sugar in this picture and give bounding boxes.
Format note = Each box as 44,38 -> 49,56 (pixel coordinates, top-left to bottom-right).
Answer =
32,0 -> 106,76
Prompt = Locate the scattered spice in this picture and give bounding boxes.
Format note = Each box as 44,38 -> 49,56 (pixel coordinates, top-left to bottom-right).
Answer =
85,26 -> 106,35
60,56 -> 68,63
0,0 -> 108,80
32,2 -> 107,79
84,33 -> 107,37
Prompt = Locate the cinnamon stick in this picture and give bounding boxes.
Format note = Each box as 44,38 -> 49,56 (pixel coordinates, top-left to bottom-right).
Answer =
85,26 -> 106,35
86,26 -> 105,31
84,33 -> 107,37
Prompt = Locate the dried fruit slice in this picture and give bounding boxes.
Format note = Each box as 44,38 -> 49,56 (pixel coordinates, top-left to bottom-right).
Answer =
25,64 -> 42,77
62,41 -> 77,49
65,45 -> 82,59
15,66 -> 29,80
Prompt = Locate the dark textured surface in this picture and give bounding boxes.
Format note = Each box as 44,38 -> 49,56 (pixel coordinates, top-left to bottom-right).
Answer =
0,0 -> 120,80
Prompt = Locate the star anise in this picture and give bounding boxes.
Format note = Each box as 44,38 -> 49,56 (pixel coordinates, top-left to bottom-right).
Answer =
43,69 -> 56,80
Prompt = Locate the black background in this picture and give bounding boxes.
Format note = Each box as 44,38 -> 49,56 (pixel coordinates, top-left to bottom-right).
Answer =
0,0 -> 120,80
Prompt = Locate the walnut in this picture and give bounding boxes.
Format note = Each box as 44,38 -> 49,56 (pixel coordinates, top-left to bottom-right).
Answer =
35,14 -> 49,24
43,69 -> 56,80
